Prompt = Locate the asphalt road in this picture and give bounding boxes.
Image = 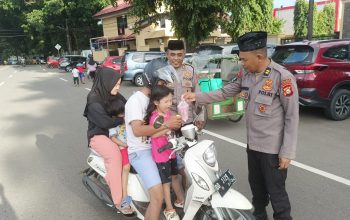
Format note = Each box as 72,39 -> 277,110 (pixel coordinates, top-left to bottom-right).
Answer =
0,65 -> 349,220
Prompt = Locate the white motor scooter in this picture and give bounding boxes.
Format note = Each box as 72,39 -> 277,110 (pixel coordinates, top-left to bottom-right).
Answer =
82,116 -> 254,220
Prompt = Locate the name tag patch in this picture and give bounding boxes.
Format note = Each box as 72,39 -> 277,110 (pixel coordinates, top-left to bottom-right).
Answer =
258,90 -> 273,97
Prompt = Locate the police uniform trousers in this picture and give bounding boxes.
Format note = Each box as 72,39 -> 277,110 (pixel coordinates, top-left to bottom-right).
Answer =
247,147 -> 292,220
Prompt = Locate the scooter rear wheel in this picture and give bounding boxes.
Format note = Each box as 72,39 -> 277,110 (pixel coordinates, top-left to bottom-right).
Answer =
195,206 -> 255,220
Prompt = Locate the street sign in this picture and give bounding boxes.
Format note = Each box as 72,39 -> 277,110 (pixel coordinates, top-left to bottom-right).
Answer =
55,44 -> 61,50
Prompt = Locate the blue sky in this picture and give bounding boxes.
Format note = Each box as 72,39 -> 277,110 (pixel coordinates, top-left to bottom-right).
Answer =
274,0 -> 323,8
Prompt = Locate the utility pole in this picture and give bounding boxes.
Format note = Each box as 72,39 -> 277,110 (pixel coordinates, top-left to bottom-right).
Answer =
307,0 -> 314,40
65,19 -> 72,54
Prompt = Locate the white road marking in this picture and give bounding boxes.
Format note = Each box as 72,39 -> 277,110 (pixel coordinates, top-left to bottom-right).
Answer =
0,81 -> 5,86
59,78 -> 68,82
203,129 -> 350,186
85,88 -> 91,91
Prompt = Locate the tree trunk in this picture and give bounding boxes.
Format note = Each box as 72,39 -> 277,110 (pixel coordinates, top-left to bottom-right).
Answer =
307,0 -> 314,40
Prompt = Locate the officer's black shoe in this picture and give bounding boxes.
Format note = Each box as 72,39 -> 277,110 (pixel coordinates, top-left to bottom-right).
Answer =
253,210 -> 269,220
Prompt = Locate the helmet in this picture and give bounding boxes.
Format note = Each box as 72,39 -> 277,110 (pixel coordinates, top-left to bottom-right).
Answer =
143,57 -> 179,87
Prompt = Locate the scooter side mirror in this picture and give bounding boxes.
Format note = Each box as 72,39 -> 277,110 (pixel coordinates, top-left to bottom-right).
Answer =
153,116 -> 165,129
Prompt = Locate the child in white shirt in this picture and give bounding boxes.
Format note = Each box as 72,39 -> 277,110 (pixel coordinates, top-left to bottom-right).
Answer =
72,67 -> 80,86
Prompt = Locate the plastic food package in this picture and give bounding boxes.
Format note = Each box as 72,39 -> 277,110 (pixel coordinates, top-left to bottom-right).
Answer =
177,99 -> 189,122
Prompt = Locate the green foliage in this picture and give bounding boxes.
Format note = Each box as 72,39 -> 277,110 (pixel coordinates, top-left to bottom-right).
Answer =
294,0 -> 308,38
294,0 -> 335,38
0,0 -> 110,59
317,3 -> 335,36
123,0 -> 282,45
221,0 -> 282,42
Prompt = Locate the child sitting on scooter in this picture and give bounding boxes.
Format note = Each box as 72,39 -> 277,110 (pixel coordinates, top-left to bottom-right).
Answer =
144,85 -> 185,220
106,96 -> 133,213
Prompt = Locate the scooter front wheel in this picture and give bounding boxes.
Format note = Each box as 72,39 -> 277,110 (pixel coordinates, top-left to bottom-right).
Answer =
195,206 -> 255,220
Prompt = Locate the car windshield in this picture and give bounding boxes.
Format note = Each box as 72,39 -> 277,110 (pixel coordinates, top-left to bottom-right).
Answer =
272,45 -> 315,65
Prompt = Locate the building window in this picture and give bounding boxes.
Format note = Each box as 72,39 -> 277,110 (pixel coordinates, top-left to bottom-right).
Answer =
160,18 -> 166,28
117,15 -> 127,35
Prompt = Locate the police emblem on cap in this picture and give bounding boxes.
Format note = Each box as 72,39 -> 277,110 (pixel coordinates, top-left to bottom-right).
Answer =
281,79 -> 293,97
262,79 -> 273,92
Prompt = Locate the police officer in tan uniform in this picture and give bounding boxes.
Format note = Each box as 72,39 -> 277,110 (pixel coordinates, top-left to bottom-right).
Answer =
183,32 -> 298,220
166,40 -> 204,127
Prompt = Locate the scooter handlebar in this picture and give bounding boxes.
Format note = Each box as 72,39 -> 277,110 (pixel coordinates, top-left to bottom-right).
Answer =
158,142 -> 173,153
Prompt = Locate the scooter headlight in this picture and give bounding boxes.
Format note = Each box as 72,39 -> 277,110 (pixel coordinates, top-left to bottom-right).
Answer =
203,144 -> 217,167
191,172 -> 209,191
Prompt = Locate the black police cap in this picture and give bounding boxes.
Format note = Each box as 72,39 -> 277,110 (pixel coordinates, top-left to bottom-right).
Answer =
237,31 -> 267,52
167,40 -> 184,50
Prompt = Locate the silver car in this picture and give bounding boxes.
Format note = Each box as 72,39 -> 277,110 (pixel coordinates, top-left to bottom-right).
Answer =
121,51 -> 166,86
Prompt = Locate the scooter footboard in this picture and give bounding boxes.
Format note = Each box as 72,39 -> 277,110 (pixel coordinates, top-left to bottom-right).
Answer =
127,174 -> 149,202
211,189 -> 252,210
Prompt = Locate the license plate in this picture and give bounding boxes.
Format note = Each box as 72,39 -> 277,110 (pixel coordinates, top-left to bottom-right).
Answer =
214,169 -> 236,197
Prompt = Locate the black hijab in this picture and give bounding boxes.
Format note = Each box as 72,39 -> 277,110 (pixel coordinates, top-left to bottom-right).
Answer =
84,67 -> 123,116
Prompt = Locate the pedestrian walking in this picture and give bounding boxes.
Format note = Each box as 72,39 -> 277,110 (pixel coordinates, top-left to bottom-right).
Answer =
72,66 -> 80,86
183,31 -> 299,220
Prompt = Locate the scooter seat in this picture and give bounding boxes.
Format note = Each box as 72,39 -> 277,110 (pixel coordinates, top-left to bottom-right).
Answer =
89,148 -> 100,156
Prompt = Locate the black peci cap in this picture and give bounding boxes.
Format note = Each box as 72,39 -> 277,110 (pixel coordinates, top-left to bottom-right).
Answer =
237,31 -> 267,52
167,40 -> 185,50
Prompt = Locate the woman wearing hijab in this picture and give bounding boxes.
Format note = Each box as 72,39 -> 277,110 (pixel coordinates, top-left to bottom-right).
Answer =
84,67 -> 134,216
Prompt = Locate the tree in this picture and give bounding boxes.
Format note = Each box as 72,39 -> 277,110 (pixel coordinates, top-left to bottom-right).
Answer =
117,0 -> 282,46
317,3 -> 335,36
121,0 -> 228,47
0,0 -> 110,59
294,0 -> 335,38
294,0 -> 308,38
221,0 -> 283,42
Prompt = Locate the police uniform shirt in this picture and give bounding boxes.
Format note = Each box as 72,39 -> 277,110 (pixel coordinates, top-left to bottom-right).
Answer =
195,60 -> 299,159
171,63 -> 204,123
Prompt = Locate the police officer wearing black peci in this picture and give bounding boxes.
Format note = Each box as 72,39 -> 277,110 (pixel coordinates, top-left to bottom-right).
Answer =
183,31 -> 299,220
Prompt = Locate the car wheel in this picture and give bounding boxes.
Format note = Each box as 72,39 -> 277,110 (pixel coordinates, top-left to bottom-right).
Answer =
324,89 -> 350,121
134,73 -> 144,87
65,65 -> 72,72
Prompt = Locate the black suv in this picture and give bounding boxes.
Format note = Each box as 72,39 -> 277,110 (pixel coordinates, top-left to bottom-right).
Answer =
59,55 -> 87,72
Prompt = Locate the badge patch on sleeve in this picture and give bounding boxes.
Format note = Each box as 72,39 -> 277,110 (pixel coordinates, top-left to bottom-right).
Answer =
281,79 -> 293,97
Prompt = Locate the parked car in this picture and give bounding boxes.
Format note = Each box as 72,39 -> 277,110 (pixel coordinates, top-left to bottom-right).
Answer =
272,39 -> 350,120
184,53 -> 193,64
120,51 -> 166,86
101,56 -> 122,73
47,56 -> 60,68
59,55 -> 87,72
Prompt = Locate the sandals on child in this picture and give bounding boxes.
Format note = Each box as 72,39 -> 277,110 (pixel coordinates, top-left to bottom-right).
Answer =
174,200 -> 184,209
115,196 -> 136,217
